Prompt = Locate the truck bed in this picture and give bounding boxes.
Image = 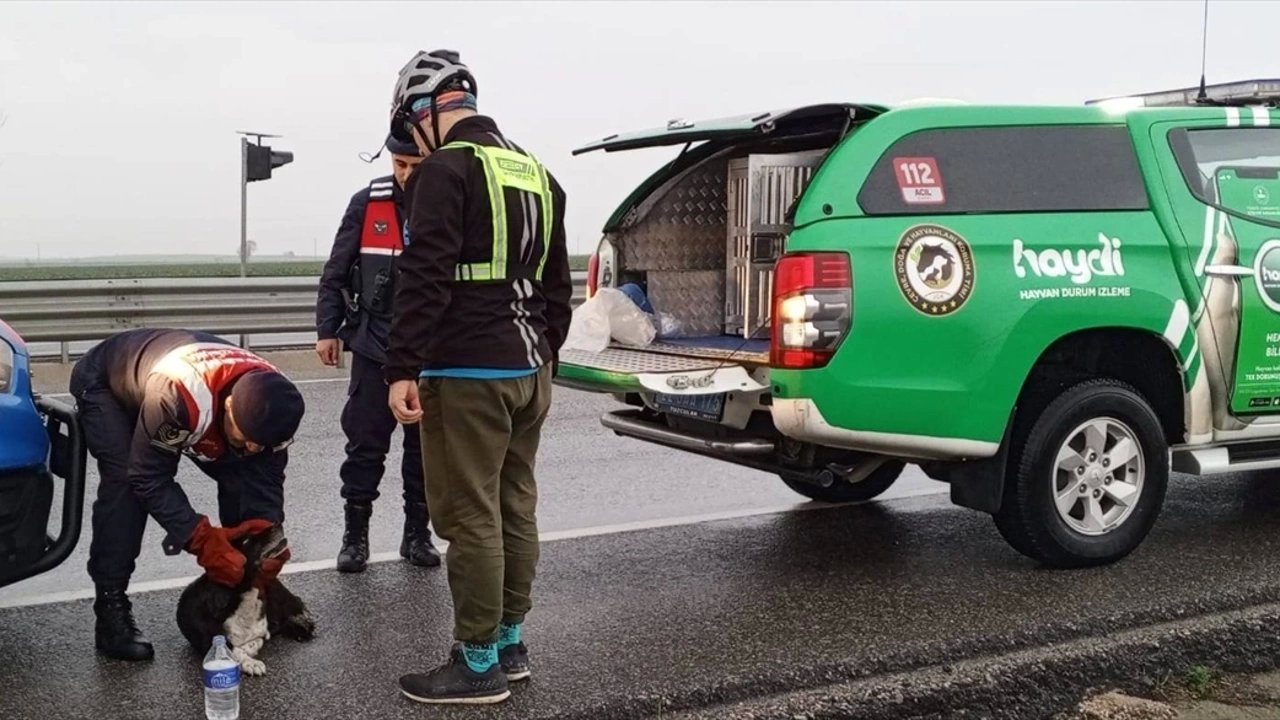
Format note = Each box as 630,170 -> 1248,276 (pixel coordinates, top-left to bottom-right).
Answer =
563,337 -> 768,369
558,338 -> 770,394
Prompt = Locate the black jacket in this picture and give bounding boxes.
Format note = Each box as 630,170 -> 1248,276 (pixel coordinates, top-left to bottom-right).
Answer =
316,176 -> 407,364
71,329 -> 288,553
385,115 -> 572,382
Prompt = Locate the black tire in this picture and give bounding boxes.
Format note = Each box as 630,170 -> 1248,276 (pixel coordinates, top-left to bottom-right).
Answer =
994,378 -> 1168,568
781,460 -> 905,503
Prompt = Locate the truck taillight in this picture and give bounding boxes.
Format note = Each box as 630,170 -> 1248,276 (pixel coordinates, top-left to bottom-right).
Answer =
587,237 -> 616,300
587,252 -> 600,299
770,252 -> 852,369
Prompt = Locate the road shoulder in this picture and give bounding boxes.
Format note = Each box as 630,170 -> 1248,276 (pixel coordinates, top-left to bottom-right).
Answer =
669,602 -> 1280,720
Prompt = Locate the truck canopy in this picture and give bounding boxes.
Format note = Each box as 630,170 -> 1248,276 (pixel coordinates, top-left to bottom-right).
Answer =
571,103 -> 888,156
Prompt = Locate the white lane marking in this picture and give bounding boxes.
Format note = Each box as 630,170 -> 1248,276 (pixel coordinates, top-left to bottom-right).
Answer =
0,494 -> 946,610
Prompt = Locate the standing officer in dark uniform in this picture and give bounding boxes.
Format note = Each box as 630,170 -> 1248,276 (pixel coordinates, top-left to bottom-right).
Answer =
316,134 -> 439,573
384,50 -> 573,705
69,328 -> 305,661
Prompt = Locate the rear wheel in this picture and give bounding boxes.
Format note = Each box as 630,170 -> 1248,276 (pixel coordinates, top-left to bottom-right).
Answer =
994,378 -> 1168,568
781,460 -> 905,503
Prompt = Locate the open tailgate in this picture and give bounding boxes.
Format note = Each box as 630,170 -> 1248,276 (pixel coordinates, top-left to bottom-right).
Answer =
555,345 -> 762,407
572,103 -> 888,156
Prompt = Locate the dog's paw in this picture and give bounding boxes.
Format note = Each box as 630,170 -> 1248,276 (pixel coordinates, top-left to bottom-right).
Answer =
288,611 -> 317,641
241,657 -> 267,676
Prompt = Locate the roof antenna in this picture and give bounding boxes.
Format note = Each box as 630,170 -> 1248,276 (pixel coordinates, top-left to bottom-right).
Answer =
1197,0 -> 1210,102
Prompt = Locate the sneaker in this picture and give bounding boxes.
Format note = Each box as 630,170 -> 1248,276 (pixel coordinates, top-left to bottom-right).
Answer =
499,642 -> 531,682
399,645 -> 510,705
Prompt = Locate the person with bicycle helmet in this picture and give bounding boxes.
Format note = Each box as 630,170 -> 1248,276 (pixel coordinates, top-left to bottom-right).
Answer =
383,49 -> 573,705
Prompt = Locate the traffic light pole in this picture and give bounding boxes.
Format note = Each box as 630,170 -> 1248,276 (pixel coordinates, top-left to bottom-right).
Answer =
236,129 -> 291,281
239,136 -> 248,278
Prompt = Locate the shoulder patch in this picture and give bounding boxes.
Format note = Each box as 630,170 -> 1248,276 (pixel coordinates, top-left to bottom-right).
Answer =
153,422 -> 191,449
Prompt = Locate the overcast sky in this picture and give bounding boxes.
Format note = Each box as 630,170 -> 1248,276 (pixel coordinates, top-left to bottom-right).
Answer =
1,0 -> 1277,260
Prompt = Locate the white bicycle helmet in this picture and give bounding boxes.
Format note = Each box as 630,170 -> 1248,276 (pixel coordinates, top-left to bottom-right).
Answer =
389,49 -> 477,148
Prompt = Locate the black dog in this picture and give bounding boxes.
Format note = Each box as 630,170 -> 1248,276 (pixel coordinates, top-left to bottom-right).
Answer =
176,523 -> 315,675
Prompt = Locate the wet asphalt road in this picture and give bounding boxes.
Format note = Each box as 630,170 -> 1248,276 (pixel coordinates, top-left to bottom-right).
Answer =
4,470 -> 1280,719
0,369 -> 943,606
7,359 -> 1280,718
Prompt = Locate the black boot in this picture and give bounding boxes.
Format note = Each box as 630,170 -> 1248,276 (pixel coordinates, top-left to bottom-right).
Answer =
337,500 -> 372,573
401,501 -> 442,568
93,582 -> 154,661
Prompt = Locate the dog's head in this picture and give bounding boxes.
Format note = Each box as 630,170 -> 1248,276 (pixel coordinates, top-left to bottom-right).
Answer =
233,523 -> 288,584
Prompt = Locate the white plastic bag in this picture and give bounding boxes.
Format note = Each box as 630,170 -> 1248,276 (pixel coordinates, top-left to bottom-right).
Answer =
561,287 -> 656,352
600,288 -> 656,347
654,311 -> 683,339
562,294 -> 612,352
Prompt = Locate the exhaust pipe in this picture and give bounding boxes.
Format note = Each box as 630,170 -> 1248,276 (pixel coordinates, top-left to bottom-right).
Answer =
813,457 -> 892,489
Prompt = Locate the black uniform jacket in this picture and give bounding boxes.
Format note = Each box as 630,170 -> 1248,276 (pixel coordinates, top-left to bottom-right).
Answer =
316,176 -> 408,363
78,329 -> 288,553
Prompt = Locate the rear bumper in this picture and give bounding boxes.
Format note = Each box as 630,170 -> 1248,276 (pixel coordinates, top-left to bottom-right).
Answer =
563,347 -> 1002,462
599,408 -> 842,489
601,410 -> 775,456
770,397 -> 999,462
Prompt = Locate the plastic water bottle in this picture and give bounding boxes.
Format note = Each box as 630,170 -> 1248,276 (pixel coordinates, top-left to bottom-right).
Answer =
202,635 -> 240,720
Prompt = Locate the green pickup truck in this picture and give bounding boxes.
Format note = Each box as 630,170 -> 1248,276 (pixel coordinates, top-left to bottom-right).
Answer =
558,79 -> 1280,569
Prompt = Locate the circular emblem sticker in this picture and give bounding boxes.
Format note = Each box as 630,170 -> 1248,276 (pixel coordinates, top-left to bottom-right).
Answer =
893,224 -> 975,316
1254,239 -> 1280,313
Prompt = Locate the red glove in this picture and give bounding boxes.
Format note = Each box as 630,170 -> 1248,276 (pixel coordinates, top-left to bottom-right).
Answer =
185,516 -> 274,587
254,545 -> 291,592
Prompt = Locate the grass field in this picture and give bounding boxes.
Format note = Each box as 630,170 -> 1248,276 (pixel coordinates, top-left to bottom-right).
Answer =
0,256 -> 591,282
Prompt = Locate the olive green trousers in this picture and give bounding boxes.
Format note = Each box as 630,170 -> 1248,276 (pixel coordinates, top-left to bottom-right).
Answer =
417,366 -> 551,644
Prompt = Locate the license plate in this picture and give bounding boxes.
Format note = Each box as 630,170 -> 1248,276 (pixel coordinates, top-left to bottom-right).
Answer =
653,392 -> 726,422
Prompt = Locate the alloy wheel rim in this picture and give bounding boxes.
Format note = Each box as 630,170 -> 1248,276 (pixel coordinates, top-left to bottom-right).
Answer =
1051,416 -> 1144,536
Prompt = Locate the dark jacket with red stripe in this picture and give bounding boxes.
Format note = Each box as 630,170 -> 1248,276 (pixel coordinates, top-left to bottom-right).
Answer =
317,175 -> 407,364
85,329 -> 289,553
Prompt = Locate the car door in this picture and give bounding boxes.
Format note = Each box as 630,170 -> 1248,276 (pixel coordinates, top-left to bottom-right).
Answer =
1149,111 -> 1280,425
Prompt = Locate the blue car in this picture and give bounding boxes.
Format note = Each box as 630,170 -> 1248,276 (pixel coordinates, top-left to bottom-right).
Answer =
0,317 -> 85,589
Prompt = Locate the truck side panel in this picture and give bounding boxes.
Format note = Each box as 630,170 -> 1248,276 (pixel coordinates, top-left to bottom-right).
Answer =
773,211 -> 1188,451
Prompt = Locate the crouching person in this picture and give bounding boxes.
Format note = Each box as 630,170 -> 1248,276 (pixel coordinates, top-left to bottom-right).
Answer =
69,329 -> 305,661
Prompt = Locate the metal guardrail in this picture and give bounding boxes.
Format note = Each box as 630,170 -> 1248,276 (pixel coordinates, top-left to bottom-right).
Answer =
1,272 -> 588,360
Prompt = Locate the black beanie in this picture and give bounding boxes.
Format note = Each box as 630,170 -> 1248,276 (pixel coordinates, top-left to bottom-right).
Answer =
385,134 -> 423,157
230,370 -> 305,447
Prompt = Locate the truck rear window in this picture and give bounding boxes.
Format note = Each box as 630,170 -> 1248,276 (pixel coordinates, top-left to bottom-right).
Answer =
1170,127 -> 1280,212
857,125 -> 1149,215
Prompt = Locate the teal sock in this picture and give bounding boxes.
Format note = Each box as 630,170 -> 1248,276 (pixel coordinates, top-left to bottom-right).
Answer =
498,622 -> 522,649
462,642 -> 497,673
